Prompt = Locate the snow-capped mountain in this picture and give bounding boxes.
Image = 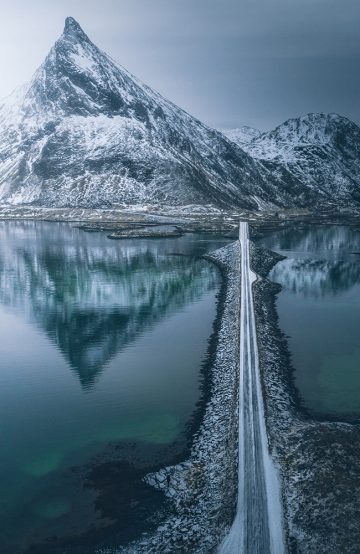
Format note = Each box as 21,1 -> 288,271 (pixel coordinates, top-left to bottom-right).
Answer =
241,113 -> 360,206
1,19 -> 359,212
0,17 -> 272,210
221,126 -> 261,148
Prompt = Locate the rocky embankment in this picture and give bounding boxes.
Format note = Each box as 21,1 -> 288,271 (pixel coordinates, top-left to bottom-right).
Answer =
95,233 -> 360,554
107,225 -> 183,239
251,242 -> 360,554
102,242 -> 240,553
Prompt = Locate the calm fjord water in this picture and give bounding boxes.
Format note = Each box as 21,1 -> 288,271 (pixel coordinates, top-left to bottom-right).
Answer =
258,224 -> 360,421
0,221 -> 229,553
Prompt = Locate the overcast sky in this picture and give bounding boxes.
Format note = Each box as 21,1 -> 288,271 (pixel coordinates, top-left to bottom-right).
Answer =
1,0 -> 359,130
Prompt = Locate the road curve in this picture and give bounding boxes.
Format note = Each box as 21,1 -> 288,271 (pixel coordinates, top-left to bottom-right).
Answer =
219,222 -> 284,554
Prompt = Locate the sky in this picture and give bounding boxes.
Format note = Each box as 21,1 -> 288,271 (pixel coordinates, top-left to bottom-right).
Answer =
0,0 -> 359,130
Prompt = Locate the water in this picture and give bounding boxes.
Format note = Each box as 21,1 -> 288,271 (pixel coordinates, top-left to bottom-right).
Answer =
257,224 -> 360,421
0,221 -> 230,553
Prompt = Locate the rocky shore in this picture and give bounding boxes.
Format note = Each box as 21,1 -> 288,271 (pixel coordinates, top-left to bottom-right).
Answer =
107,225 -> 183,239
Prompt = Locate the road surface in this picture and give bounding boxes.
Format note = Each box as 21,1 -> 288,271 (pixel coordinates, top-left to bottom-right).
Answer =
219,222 -> 284,554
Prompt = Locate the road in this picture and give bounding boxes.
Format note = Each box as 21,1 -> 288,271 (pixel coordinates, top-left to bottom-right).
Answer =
219,221 -> 284,554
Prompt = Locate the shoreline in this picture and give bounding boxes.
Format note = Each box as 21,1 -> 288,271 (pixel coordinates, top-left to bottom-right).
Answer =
109,241 -> 241,553
4,215 -> 360,552
251,241 -> 360,553
3,224 -> 235,554
0,204 -> 359,226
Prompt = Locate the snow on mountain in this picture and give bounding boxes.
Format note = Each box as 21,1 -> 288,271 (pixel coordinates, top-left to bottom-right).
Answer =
0,19 -> 359,212
0,17 -> 271,211
244,113 -> 360,206
221,126 -> 261,148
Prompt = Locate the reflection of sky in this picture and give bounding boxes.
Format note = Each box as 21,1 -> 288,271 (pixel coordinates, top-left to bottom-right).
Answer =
0,287 -> 217,450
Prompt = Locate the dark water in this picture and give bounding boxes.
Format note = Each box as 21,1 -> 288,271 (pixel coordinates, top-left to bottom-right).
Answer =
257,224 -> 360,421
0,221 -> 230,553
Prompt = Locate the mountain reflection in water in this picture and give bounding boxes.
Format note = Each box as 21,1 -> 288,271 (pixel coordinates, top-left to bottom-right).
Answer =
259,224 -> 360,261
0,221 -> 230,554
0,221 -> 220,388
270,258 -> 360,298
258,224 -> 360,420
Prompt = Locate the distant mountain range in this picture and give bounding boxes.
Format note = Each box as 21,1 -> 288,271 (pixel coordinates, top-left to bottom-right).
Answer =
224,114 -> 360,207
0,17 -> 359,212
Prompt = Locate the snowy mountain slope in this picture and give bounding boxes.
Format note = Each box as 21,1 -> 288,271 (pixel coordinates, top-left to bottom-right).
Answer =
1,19 -> 359,211
221,126 -> 261,148
243,113 -> 360,205
0,17 -> 273,210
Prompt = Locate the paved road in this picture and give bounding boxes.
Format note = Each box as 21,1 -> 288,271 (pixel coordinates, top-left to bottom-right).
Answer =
219,222 -> 284,554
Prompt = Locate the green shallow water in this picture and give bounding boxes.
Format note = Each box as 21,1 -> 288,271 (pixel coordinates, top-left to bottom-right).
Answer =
0,221 -> 230,553
257,224 -> 360,421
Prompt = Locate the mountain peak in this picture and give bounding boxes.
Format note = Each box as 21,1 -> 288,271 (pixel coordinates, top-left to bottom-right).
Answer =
25,16 -> 125,117
63,17 -> 88,41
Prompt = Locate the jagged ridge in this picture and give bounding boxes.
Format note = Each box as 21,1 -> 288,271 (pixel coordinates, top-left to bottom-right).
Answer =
236,113 -> 360,206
